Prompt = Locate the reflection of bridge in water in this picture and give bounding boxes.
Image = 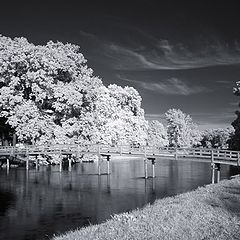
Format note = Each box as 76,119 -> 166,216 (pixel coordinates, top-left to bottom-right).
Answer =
0,144 -> 239,184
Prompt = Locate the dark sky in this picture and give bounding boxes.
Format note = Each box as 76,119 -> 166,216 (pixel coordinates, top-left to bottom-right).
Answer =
1,0 -> 240,129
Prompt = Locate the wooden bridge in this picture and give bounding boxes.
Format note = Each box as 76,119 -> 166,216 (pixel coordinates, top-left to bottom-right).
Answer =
0,144 -> 239,184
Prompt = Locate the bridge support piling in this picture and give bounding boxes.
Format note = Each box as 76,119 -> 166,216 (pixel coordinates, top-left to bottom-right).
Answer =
107,175 -> 110,193
35,156 -> 38,170
144,158 -> 148,179
151,158 -> 156,178
59,155 -> 63,172
98,154 -> 101,176
152,177 -> 156,194
216,163 -> 221,183
211,163 -> 215,184
107,155 -> 110,175
26,155 -> 29,171
68,155 -> 72,172
6,158 -> 10,170
175,149 -> 178,160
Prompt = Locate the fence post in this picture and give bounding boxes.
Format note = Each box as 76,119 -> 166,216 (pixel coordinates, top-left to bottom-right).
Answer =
175,148 -> 178,160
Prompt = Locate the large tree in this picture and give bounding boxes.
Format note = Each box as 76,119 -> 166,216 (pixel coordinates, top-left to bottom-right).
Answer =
147,120 -> 169,147
229,81 -> 240,150
0,35 -> 147,146
165,109 -> 201,148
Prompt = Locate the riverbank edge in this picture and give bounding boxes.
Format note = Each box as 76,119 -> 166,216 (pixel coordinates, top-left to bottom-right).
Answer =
52,177 -> 240,240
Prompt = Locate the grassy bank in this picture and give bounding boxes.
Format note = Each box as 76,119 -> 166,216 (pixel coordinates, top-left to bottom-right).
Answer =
53,178 -> 240,240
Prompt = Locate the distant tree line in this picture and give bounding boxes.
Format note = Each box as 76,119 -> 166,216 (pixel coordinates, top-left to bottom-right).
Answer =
147,109 -> 234,149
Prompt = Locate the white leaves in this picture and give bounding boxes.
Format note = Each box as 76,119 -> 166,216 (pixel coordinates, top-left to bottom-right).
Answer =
165,109 -> 201,148
201,127 -> 234,149
147,120 -> 169,147
0,35 -> 148,146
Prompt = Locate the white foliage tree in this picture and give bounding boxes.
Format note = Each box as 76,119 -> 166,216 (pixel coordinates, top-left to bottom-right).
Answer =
165,109 -> 201,148
89,84 -> 147,145
0,35 -> 148,146
200,127 -> 234,149
147,120 -> 169,147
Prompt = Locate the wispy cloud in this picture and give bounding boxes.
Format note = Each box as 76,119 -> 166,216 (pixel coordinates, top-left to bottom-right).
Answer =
108,44 -> 175,70
78,29 -> 240,70
145,113 -> 165,120
105,37 -> 240,70
117,75 -> 209,95
216,80 -> 230,84
79,30 -> 97,39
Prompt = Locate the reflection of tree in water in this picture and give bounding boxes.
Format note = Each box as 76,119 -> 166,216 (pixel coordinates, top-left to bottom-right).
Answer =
0,189 -> 15,216
229,166 -> 240,176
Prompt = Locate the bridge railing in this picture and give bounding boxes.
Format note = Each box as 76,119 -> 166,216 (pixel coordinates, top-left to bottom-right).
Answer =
0,144 -> 239,165
171,147 -> 240,164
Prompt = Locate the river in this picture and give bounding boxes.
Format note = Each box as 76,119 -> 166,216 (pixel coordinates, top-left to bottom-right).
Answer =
0,157 -> 233,240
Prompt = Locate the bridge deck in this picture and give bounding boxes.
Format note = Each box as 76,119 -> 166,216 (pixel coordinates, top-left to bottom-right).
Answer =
0,144 -> 239,166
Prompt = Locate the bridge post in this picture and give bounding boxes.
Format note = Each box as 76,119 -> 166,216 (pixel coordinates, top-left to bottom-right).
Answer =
98,154 -> 101,176
216,163 -> 221,183
175,148 -> 178,160
68,155 -> 72,172
152,177 -> 156,194
211,150 -> 214,162
120,146 -> 122,156
107,175 -> 110,193
77,145 -> 80,162
107,155 -> 110,175
6,158 -> 10,170
144,158 -> 148,179
59,155 -> 63,172
26,155 -> 29,170
211,163 -> 215,184
35,156 -> 38,170
211,150 -> 215,184
151,158 -> 156,178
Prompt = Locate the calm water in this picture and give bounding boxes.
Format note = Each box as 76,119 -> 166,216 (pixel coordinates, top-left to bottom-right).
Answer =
0,157 -> 233,240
